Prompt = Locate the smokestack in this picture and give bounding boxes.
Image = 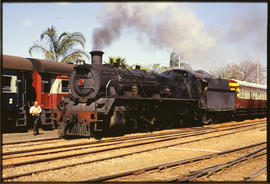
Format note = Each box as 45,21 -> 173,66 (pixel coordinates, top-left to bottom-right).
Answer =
178,55 -> 180,69
90,50 -> 104,65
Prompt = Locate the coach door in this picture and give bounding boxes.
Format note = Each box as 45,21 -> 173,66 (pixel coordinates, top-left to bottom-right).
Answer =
42,76 -> 51,108
16,72 -> 27,127
41,75 -> 54,126
16,72 -> 26,108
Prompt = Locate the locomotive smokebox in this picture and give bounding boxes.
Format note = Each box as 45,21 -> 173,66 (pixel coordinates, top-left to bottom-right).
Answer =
90,50 -> 104,65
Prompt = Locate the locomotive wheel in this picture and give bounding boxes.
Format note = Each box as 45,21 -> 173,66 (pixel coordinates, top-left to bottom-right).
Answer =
164,118 -> 174,129
202,113 -> 214,125
163,108 -> 175,129
90,123 -> 103,140
154,108 -> 174,130
152,108 -> 164,130
153,117 -> 163,131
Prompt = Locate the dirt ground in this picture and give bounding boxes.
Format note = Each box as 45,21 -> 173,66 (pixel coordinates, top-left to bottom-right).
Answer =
2,119 -> 267,182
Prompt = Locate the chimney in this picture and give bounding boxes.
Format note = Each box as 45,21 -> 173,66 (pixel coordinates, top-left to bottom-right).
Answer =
90,50 -> 104,65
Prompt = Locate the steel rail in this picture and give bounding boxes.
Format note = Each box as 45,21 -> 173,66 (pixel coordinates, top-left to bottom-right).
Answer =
177,146 -> 266,182
2,125 -> 265,181
3,122 -> 265,168
3,118 -> 265,146
84,142 -> 266,182
3,126 -> 213,157
3,125 -> 210,149
4,120 -> 265,158
2,136 -> 184,169
186,151 -> 266,177
244,166 -> 266,181
3,125 -> 206,146
3,128 -> 211,160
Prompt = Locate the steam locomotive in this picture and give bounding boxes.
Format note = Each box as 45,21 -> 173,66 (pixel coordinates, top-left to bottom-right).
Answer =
54,50 -> 266,138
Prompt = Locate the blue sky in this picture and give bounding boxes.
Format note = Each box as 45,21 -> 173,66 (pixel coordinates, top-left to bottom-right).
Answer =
2,2 -> 267,72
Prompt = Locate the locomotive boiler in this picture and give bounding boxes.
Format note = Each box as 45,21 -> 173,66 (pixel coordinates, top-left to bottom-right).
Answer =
56,51 -> 236,138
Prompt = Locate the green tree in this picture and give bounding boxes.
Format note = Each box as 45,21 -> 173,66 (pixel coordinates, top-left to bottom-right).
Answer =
106,56 -> 133,69
29,25 -> 89,63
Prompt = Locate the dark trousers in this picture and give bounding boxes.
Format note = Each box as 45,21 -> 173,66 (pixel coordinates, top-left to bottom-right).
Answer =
33,115 -> 40,134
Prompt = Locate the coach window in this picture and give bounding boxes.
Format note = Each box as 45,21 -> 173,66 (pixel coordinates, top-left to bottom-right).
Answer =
62,80 -> 69,92
3,76 -> 12,91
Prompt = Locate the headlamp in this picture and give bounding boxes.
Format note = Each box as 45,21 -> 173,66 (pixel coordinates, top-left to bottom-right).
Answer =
76,60 -> 85,66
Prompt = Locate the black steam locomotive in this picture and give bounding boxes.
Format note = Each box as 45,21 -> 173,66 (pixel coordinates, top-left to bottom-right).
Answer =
55,51 -> 236,138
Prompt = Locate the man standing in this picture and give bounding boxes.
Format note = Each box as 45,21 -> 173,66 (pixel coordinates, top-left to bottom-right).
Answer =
29,101 -> 42,135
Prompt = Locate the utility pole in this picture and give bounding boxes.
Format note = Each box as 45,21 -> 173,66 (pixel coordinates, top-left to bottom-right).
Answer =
256,64 -> 259,84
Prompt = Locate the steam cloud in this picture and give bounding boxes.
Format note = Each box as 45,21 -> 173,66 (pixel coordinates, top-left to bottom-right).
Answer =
92,3 -> 216,64
92,3 -> 266,70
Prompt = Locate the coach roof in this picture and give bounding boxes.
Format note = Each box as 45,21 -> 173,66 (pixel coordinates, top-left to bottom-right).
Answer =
3,55 -> 74,75
3,55 -> 34,71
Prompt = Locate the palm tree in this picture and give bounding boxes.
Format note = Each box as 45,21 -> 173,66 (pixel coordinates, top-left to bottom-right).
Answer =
107,56 -> 133,69
29,25 -> 90,63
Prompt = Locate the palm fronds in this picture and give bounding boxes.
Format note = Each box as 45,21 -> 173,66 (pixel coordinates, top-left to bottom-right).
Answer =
29,25 -> 89,63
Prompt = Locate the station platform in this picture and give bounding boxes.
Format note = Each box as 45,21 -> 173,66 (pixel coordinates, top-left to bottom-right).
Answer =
2,129 -> 59,144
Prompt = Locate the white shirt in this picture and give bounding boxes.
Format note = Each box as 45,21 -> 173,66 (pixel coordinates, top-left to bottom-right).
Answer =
30,105 -> 42,114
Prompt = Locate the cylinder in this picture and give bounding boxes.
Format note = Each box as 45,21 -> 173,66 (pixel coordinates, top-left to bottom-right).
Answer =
90,50 -> 104,65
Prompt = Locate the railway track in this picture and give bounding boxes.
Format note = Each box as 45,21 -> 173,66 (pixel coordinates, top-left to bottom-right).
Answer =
2,119 -> 265,181
2,126 -> 208,148
3,119 -> 264,157
244,166 -> 266,181
3,118 -> 264,153
168,146 -> 266,182
3,120 -> 265,162
85,142 -> 266,182
3,118 -> 265,147
3,119 -> 265,152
